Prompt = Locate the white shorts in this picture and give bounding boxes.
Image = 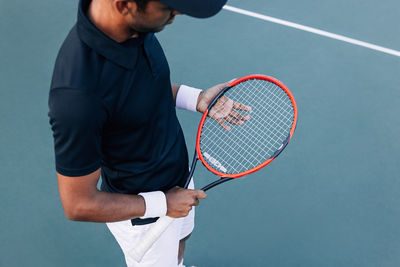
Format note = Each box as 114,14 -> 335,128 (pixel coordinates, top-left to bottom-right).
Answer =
106,180 -> 195,267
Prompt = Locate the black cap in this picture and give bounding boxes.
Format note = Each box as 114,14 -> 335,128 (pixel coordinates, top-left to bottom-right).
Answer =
159,0 -> 227,18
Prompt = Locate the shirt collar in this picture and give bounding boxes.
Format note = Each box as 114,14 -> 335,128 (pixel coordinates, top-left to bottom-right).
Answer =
77,0 -> 145,70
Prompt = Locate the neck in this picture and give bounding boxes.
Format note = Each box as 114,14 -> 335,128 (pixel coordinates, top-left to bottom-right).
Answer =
87,0 -> 138,43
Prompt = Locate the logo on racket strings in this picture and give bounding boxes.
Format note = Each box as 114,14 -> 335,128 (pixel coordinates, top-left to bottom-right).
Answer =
203,152 -> 227,173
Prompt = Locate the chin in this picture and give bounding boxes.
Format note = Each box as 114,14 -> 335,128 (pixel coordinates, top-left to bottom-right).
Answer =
152,26 -> 165,33
133,23 -> 167,34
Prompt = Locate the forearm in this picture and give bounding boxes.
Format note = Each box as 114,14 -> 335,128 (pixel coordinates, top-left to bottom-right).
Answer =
69,188 -> 207,222
66,190 -> 145,223
59,168 -> 206,222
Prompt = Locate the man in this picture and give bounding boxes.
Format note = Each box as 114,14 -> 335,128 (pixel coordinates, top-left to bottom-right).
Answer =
48,0 -> 235,266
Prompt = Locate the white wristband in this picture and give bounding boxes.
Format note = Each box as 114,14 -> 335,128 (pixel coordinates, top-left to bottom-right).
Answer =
176,85 -> 202,112
138,191 -> 167,219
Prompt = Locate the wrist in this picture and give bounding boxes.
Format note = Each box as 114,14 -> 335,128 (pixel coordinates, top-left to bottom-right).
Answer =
196,91 -> 205,112
176,85 -> 202,112
138,191 -> 167,219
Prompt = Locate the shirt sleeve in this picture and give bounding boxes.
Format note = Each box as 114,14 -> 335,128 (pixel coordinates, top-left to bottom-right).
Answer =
48,88 -> 107,177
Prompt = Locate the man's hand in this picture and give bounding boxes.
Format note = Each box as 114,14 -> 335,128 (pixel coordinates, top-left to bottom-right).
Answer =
165,187 -> 206,218
196,81 -> 252,130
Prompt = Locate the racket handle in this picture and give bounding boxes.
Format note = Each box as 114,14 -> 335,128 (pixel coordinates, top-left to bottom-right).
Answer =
131,216 -> 175,262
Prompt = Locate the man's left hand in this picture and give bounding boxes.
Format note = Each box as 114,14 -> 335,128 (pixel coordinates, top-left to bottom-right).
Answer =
196,81 -> 252,130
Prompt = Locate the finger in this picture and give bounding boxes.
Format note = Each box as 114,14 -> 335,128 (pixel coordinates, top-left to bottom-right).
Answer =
184,207 -> 192,216
217,82 -> 230,90
187,189 -> 206,199
224,115 -> 244,126
233,101 -> 252,112
226,78 -> 237,84
194,190 -> 207,199
216,118 -> 231,131
192,198 -> 200,206
229,110 -> 250,121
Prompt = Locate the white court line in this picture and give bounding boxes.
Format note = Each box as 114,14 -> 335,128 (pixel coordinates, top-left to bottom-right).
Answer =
223,5 -> 400,58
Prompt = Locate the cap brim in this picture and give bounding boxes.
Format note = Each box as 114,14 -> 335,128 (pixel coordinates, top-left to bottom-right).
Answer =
160,0 -> 227,18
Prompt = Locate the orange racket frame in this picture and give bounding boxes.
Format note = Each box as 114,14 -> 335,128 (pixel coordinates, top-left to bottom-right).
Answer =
193,74 -> 297,183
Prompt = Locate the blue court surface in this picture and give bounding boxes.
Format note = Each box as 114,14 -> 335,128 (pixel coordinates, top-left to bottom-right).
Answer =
1,0 -> 399,266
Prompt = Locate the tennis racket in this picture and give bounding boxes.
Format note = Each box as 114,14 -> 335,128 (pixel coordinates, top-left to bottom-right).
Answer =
131,74 -> 298,262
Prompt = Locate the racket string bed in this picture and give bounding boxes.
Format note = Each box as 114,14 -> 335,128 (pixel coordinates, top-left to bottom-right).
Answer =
199,78 -> 295,174
203,81 -> 293,144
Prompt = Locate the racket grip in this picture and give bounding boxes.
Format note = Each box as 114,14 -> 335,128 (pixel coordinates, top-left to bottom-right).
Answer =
131,216 -> 175,262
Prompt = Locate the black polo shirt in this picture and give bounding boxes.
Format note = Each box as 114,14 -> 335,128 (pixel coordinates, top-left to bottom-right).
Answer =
48,0 -> 189,195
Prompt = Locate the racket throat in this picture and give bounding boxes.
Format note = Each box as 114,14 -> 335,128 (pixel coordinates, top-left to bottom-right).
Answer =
201,177 -> 233,191
184,154 -> 199,189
